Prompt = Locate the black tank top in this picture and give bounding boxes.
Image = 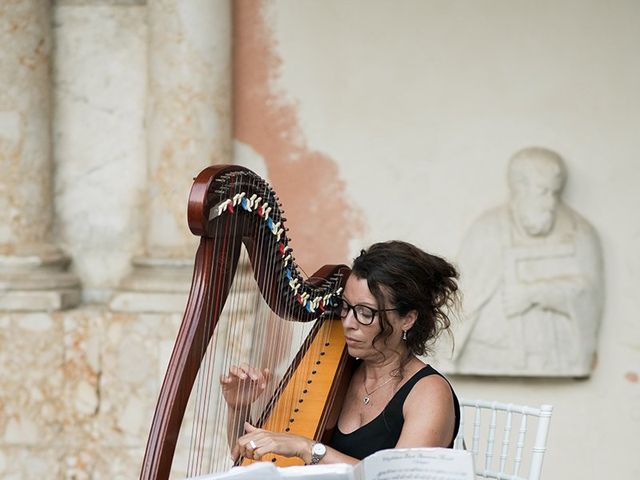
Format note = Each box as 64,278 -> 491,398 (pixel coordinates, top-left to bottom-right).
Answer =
329,365 -> 460,460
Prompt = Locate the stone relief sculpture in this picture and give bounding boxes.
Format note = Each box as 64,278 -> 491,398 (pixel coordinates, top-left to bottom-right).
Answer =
451,147 -> 604,377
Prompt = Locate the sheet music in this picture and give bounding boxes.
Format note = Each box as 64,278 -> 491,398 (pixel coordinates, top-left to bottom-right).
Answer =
279,464 -> 354,480
355,448 -> 475,480
185,448 -> 473,480
186,462 -> 353,480
186,461 -> 281,480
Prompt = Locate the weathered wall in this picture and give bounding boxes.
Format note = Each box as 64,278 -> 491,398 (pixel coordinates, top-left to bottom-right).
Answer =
261,2 -> 640,479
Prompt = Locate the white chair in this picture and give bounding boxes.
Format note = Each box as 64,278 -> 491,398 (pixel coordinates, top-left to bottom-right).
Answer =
454,399 -> 553,480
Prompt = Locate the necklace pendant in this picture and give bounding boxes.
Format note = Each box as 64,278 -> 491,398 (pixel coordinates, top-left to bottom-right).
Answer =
363,396 -> 370,405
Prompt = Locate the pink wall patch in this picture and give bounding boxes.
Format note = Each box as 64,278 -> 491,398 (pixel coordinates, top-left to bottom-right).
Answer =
233,0 -> 364,274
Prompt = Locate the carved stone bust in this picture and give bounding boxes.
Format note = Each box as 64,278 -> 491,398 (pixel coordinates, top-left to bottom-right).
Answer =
450,147 -> 604,377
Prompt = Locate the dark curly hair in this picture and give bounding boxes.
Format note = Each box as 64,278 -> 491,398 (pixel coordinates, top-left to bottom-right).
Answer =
351,240 -> 459,357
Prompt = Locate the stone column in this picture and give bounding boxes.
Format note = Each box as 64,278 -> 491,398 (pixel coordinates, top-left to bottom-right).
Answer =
0,1 -> 80,311
110,0 -> 233,312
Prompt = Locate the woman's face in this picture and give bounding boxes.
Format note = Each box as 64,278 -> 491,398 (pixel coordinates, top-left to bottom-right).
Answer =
340,274 -> 406,361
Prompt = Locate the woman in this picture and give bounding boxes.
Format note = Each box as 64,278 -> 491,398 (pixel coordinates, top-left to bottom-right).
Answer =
221,240 -> 460,465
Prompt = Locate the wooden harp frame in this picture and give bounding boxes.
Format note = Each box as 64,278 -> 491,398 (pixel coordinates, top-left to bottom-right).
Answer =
140,165 -> 354,480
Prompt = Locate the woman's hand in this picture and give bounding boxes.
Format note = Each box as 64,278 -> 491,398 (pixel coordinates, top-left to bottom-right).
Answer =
231,423 -> 313,464
220,364 -> 271,410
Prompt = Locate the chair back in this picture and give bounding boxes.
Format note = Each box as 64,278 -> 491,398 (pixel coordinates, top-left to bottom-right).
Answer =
454,399 -> 553,480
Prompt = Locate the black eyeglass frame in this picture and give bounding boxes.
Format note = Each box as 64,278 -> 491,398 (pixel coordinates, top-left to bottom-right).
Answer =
338,298 -> 399,326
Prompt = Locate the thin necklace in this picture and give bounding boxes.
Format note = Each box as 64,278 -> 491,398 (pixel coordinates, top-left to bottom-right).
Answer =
362,371 -> 399,405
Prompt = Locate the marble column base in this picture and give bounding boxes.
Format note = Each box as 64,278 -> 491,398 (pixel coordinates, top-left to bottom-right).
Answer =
109,256 -> 193,313
0,247 -> 81,312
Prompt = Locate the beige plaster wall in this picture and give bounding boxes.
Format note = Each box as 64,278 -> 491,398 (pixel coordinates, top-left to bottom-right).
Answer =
264,1 -> 640,479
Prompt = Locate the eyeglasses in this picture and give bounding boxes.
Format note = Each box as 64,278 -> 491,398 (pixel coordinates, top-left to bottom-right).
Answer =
338,298 -> 398,326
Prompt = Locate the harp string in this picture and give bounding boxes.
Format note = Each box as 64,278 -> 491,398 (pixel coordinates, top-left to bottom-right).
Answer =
230,176 -> 271,463
222,250 -> 250,469
249,174 -> 271,431
256,180 -> 280,426
237,175 -> 266,452
249,173 -> 279,441
223,177 -> 255,471
188,199 -> 233,476
261,194 -> 288,436
213,185 -> 247,473
247,175 -> 294,461
211,173 -> 283,472
280,212 -> 305,443
187,229 -> 220,476
257,184 -> 289,445
221,175 -> 258,472
190,174 -> 246,476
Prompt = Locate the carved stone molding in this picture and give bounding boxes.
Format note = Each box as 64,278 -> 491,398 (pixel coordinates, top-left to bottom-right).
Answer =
0,1 -> 81,311
109,0 -> 232,313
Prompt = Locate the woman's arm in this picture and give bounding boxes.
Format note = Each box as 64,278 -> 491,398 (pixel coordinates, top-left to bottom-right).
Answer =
222,365 -> 359,464
231,375 -> 456,464
232,423 -> 360,465
395,374 -> 456,448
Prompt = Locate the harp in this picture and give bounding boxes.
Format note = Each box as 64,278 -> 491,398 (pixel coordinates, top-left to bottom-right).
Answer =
140,165 -> 355,479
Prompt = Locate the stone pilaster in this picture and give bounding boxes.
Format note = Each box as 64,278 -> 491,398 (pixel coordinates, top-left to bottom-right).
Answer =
0,1 -> 80,311
109,0 -> 233,312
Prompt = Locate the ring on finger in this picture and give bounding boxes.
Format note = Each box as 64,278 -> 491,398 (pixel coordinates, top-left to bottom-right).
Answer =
249,440 -> 257,450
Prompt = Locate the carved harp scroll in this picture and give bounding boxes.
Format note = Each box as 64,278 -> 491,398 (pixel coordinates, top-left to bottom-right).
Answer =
140,165 -> 354,480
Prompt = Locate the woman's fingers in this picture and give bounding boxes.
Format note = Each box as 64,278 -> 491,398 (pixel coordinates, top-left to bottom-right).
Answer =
241,363 -> 268,382
227,364 -> 268,383
230,364 -> 248,380
246,439 -> 275,461
235,427 -> 303,461
235,434 -> 264,461
233,436 -> 262,461
239,363 -> 260,382
247,439 -> 263,460
223,364 -> 271,390
261,368 -> 271,388
251,443 -> 271,460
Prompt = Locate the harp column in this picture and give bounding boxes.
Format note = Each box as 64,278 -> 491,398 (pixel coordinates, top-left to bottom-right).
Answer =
0,1 -> 81,311
109,0 -> 233,313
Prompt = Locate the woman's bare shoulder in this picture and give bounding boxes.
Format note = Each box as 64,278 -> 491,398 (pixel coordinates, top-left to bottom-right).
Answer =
405,370 -> 454,413
397,369 -> 456,448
